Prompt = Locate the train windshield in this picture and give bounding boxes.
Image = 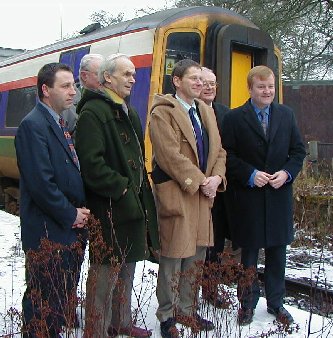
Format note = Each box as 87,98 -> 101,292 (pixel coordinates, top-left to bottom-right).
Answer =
163,31 -> 201,94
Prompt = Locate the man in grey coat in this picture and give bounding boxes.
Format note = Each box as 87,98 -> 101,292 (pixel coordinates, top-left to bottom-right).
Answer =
222,65 -> 306,326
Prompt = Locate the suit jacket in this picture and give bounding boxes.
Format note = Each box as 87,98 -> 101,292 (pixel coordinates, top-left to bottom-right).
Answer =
149,94 -> 227,258
212,102 -> 229,139
211,102 -> 231,241
222,99 -> 306,249
15,102 -> 86,252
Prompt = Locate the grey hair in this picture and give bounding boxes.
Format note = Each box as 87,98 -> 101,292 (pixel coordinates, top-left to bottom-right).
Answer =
98,53 -> 131,85
79,54 -> 104,86
201,66 -> 214,73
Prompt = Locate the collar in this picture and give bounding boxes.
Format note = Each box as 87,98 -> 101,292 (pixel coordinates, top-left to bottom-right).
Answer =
250,99 -> 270,116
39,100 -> 61,126
175,94 -> 196,113
103,87 -> 124,105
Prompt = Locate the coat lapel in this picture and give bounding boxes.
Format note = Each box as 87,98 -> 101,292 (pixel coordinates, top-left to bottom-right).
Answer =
242,100 -> 267,141
268,102 -> 283,143
170,99 -> 198,158
196,100 -> 216,173
38,103 -> 79,169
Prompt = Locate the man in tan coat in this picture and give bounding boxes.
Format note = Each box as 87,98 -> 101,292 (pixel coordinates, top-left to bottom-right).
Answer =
149,59 -> 227,338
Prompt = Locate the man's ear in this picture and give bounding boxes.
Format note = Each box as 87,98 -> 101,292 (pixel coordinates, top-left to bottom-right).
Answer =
81,70 -> 88,82
173,76 -> 180,89
103,71 -> 112,84
41,84 -> 50,98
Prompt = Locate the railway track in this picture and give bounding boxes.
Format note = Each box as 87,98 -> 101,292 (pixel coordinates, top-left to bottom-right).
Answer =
258,269 -> 333,313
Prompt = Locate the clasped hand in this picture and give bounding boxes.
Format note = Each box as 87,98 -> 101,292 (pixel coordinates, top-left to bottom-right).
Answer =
254,170 -> 288,189
73,207 -> 91,228
200,175 -> 222,198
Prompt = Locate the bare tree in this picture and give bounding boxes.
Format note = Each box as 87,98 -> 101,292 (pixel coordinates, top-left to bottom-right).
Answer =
175,0 -> 333,80
89,10 -> 124,27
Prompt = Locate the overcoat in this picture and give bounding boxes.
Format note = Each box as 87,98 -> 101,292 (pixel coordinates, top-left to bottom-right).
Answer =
149,94 -> 227,258
15,102 -> 86,252
222,100 -> 306,249
211,102 -> 231,242
76,89 -> 159,263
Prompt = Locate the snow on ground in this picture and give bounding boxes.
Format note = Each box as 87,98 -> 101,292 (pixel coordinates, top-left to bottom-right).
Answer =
0,210 -> 332,337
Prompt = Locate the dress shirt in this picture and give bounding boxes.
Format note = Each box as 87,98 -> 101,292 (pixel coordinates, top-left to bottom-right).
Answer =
175,94 -> 202,131
39,100 -> 62,128
248,101 -> 291,187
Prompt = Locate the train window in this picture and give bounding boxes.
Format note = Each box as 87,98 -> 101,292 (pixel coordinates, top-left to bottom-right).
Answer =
60,46 -> 90,83
163,32 -> 201,94
6,86 -> 37,127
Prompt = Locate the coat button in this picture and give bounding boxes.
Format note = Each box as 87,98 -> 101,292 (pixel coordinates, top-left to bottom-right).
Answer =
185,178 -> 192,185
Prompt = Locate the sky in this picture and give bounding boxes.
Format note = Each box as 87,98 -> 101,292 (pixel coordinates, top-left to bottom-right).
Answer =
0,0 -> 172,50
0,209 -> 332,337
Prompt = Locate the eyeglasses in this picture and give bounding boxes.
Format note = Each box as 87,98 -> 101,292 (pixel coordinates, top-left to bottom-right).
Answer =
202,81 -> 218,88
184,76 -> 203,83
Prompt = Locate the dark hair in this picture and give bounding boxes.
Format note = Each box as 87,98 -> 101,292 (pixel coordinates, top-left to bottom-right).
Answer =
37,63 -> 73,99
171,59 -> 201,91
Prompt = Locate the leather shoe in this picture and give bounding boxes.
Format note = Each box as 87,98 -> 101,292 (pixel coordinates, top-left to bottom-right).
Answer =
160,317 -> 180,338
108,324 -> 152,337
238,308 -> 254,325
267,306 -> 294,325
176,313 -> 215,331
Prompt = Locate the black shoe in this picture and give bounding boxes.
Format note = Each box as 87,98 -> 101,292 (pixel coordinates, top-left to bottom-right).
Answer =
176,313 -> 215,331
238,308 -> 254,325
267,306 -> 294,325
160,317 -> 180,338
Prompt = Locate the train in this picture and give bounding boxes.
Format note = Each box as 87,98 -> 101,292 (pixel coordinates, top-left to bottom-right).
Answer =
0,6 -> 282,213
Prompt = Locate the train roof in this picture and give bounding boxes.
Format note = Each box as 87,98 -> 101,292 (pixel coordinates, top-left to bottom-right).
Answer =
0,6 -> 255,67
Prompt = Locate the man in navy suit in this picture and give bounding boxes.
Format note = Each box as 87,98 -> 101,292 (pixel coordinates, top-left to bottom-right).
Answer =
15,63 -> 90,337
199,67 -> 230,308
222,66 -> 306,326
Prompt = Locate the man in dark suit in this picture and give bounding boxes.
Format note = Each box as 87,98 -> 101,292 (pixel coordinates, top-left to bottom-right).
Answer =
199,67 -> 230,308
222,66 -> 306,325
15,63 -> 90,337
62,53 -> 103,136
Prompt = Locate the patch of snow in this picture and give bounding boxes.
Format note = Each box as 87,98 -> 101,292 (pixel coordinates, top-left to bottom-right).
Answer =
0,210 -> 332,337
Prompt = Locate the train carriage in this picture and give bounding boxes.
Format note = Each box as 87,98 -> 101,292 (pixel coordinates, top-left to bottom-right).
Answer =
0,6 -> 281,213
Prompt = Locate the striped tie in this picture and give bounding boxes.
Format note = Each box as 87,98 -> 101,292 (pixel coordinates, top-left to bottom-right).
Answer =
59,116 -> 80,170
259,110 -> 268,135
189,107 -> 204,171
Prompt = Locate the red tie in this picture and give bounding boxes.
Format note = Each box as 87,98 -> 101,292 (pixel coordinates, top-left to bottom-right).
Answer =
59,116 -> 80,170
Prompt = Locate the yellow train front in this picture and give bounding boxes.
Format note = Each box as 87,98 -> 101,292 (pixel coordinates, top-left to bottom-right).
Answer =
0,6 -> 281,213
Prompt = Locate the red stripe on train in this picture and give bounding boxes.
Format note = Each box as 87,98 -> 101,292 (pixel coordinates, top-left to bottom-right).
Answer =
0,54 -> 152,92
0,77 -> 37,91
130,54 -> 153,68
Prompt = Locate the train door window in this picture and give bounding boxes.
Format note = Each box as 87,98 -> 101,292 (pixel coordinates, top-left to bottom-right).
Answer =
60,46 -> 90,83
6,86 -> 37,127
163,31 -> 201,94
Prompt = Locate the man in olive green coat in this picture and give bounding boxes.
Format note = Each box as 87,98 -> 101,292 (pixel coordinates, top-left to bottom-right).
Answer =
76,54 -> 159,338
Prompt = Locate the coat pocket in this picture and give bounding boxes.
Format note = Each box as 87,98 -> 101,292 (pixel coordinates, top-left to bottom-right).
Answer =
154,180 -> 184,218
111,184 -> 143,226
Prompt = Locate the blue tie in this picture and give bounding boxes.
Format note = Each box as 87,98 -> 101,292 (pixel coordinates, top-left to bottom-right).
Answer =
59,116 -> 80,170
189,107 -> 204,171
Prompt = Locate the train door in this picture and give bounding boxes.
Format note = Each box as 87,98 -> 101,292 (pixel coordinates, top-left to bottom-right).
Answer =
205,24 -> 279,108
